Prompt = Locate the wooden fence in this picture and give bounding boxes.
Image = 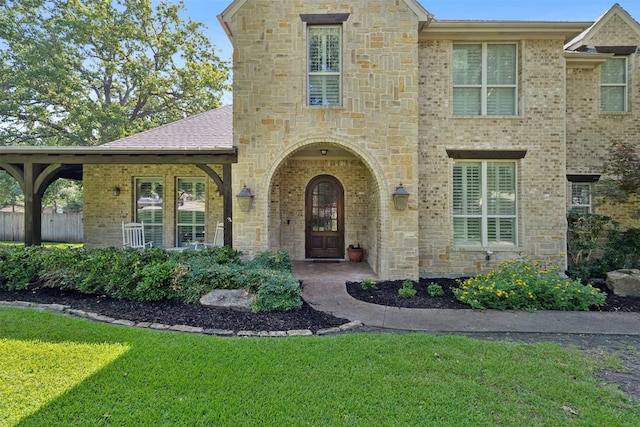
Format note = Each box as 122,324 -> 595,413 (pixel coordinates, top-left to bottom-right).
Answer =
0,212 -> 83,243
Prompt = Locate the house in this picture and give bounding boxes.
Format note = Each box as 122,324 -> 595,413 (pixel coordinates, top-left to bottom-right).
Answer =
1,1 -> 639,281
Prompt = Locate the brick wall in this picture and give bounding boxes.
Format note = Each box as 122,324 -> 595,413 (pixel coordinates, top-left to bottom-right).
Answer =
418,38 -> 569,274
566,14 -> 640,229
83,164 -> 224,248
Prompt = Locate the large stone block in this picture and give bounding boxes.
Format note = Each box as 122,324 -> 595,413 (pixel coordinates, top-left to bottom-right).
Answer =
606,269 -> 640,297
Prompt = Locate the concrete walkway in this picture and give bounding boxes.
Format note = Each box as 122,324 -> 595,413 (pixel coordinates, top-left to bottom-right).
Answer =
293,261 -> 640,336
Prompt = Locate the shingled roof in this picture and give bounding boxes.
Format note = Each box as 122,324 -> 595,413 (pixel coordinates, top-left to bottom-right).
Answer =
103,105 -> 233,149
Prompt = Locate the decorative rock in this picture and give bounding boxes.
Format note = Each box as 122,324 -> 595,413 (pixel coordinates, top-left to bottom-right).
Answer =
287,329 -> 313,336
339,320 -> 364,331
112,319 -> 137,327
199,289 -> 254,312
316,327 -> 341,335
607,269 -> 640,297
204,328 -> 235,336
170,324 -> 204,334
149,323 -> 171,330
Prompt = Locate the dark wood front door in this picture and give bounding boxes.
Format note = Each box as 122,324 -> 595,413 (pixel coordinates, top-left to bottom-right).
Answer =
305,175 -> 344,258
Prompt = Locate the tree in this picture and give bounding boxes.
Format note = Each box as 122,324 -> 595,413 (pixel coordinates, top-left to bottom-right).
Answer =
596,142 -> 640,207
0,0 -> 229,147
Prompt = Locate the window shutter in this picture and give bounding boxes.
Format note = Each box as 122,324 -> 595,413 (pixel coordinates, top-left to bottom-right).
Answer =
487,163 -> 515,215
308,27 -> 341,106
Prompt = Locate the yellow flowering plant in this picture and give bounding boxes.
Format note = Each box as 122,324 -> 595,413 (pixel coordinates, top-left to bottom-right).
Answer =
453,256 -> 606,311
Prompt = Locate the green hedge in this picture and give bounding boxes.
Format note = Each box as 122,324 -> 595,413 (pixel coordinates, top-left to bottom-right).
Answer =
0,246 -> 301,312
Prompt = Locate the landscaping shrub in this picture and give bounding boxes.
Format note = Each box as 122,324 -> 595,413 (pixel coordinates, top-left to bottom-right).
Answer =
427,283 -> 445,297
0,246 -> 46,290
248,249 -> 292,272
251,271 -> 302,312
360,278 -> 377,291
0,246 -> 301,312
398,280 -> 417,299
454,256 -> 606,311
567,212 -> 640,280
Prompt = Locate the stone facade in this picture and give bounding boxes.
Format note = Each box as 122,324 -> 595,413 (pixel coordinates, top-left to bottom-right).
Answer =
81,2 -> 640,281
226,0 -> 424,279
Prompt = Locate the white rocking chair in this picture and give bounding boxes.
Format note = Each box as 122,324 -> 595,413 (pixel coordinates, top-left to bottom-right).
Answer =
122,222 -> 153,249
191,222 -> 224,249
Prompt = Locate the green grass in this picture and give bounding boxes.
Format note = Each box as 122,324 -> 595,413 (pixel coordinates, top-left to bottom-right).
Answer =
1,308 -> 639,426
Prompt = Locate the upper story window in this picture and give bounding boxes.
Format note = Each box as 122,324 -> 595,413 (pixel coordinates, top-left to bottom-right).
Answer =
453,43 -> 517,116
308,26 -> 341,106
601,57 -> 627,112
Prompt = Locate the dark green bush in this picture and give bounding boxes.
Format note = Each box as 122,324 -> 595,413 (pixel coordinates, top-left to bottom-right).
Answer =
0,246 -> 46,290
249,249 -> 292,272
1,246 -> 300,312
251,271 -> 302,312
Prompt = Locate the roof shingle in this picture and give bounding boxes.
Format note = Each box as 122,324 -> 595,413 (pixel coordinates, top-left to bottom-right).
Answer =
103,105 -> 233,149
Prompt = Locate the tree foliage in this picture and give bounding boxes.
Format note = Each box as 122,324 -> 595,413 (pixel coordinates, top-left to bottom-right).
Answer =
596,142 -> 640,204
0,0 -> 229,147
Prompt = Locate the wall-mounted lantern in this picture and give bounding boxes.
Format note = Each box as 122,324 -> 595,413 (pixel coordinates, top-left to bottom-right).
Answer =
392,183 -> 409,211
112,186 -> 121,197
236,184 -> 254,212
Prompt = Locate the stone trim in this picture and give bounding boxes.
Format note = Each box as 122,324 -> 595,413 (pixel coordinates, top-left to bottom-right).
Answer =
300,13 -> 349,24
567,174 -> 601,182
0,300 -> 363,337
446,149 -> 527,159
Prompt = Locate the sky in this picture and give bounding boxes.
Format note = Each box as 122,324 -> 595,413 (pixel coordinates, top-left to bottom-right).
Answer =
177,0 -> 640,103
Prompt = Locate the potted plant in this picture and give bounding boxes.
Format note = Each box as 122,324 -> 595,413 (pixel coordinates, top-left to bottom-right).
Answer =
347,244 -> 363,262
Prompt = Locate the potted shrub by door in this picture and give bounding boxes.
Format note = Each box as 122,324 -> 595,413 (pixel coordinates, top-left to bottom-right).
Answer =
347,244 -> 363,262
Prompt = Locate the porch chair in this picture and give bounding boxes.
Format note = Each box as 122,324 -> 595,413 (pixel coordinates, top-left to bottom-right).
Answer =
213,221 -> 224,247
191,222 -> 225,249
122,222 -> 153,249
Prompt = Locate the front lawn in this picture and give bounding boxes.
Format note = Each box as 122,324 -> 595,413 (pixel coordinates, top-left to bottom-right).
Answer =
1,308 -> 638,426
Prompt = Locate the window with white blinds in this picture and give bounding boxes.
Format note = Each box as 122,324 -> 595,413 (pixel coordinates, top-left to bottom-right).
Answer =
308,26 -> 341,106
453,161 -> 517,246
571,183 -> 592,214
176,178 -> 206,247
601,57 -> 627,112
135,178 -> 163,248
453,43 -> 517,116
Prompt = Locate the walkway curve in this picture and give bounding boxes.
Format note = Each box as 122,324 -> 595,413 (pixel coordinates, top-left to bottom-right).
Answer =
294,261 -> 640,336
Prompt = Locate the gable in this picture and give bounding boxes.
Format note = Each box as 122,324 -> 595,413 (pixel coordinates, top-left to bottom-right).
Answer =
565,3 -> 640,51
218,0 -> 432,40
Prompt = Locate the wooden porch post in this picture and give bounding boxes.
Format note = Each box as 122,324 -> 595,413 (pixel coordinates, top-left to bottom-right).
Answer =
23,163 -> 43,246
223,163 -> 233,247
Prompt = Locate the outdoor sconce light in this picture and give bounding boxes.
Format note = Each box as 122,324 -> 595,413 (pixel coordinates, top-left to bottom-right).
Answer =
112,186 -> 121,196
392,183 -> 410,211
320,148 -> 329,156
236,184 -> 254,212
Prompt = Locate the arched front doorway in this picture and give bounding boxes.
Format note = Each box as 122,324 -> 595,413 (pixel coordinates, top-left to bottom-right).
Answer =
305,175 -> 344,258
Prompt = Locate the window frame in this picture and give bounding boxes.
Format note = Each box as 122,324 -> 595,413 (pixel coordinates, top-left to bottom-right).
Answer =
600,57 -> 628,113
453,160 -> 518,247
307,25 -> 342,107
452,42 -> 518,116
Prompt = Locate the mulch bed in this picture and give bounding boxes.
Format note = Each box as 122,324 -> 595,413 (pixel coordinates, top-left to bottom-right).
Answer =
346,278 -> 640,312
0,287 -> 348,333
